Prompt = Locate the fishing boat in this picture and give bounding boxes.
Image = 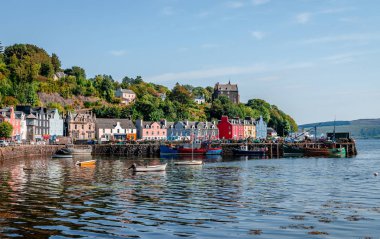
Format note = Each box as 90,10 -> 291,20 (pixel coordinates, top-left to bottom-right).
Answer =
174,160 -> 203,165
76,159 -> 96,166
160,145 -> 178,154
283,145 -> 304,157
52,148 -> 73,158
304,146 -> 346,157
232,145 -> 266,156
205,147 -> 223,155
178,147 -> 207,154
129,163 -> 167,172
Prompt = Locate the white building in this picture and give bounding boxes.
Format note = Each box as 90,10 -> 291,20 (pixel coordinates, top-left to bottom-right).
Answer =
194,96 -> 206,104
115,88 -> 136,105
48,109 -> 64,136
96,118 -> 136,141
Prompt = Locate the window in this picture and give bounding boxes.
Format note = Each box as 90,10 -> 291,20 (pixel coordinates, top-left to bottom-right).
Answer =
117,129 -> 120,133
75,125 -> 77,130
82,125 -> 84,130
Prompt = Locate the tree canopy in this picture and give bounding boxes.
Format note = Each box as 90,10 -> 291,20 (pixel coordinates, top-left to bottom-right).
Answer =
0,121 -> 13,138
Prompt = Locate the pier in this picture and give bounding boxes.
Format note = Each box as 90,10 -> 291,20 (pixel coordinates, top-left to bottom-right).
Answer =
92,142 -> 358,158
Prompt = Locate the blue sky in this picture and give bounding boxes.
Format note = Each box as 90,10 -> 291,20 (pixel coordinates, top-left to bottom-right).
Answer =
1,0 -> 379,124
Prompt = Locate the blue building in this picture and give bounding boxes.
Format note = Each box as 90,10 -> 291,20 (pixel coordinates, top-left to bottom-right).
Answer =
255,116 -> 268,139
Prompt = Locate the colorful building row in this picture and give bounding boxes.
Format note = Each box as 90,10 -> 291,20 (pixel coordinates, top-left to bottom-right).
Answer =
217,116 -> 268,140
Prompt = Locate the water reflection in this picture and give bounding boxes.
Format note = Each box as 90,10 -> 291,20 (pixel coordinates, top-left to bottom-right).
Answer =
0,140 -> 379,238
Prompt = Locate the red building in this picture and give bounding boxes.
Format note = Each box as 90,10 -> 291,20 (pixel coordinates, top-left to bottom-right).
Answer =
217,116 -> 244,140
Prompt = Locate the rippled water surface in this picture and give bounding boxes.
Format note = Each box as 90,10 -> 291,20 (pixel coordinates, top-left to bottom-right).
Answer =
1,140 -> 380,238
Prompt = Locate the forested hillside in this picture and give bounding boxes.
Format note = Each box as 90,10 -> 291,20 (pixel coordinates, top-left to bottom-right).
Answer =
0,42 -> 297,136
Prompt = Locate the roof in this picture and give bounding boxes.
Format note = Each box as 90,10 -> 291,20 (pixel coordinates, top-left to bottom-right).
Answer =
215,81 -> 238,91
26,113 -> 37,119
117,88 -> 135,94
96,118 -> 136,129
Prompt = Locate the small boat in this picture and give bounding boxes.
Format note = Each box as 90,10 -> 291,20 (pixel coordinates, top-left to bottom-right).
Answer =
174,160 -> 203,165
66,144 -> 92,155
52,148 -> 73,158
76,160 -> 96,166
304,144 -> 346,158
160,145 -> 178,154
205,147 -> 223,155
128,163 -> 167,172
283,145 -> 304,157
232,145 -> 266,156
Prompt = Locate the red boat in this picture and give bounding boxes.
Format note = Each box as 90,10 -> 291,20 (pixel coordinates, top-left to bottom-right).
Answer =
178,147 -> 207,154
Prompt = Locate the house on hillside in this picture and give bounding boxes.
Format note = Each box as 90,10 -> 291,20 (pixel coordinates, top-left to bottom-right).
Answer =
96,118 -> 136,141
194,95 -> 206,104
115,88 -> 136,105
212,81 -> 240,104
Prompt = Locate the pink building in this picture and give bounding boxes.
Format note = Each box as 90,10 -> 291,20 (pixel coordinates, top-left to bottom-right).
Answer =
0,107 -> 22,139
135,119 -> 167,140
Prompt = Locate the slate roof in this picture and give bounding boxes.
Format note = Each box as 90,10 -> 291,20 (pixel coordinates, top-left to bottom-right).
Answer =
96,118 -> 136,129
215,81 -> 238,91
117,88 -> 135,94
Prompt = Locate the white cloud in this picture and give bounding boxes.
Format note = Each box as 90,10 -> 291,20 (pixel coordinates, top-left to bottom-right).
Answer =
146,61 -> 316,82
252,0 -> 270,6
109,50 -> 127,56
301,33 -> 380,44
251,31 -> 266,40
225,1 -> 244,9
296,12 -> 311,24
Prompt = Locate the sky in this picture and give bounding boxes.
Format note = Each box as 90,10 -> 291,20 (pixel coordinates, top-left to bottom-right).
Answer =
1,0 -> 380,124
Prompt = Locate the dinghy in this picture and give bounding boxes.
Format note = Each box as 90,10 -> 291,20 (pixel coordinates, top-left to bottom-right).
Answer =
174,160 -> 203,165
76,160 -> 96,166
129,163 -> 167,172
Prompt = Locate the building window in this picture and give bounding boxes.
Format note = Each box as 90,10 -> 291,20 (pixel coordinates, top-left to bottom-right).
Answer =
75,125 -> 77,130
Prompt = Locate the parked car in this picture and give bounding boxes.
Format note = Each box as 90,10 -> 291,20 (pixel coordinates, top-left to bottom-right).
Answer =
0,140 -> 9,147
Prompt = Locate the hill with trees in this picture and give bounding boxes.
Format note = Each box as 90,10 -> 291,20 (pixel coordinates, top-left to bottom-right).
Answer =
0,42 -> 297,136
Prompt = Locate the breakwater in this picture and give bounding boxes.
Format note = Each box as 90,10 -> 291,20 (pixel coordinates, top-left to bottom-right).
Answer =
92,142 -> 357,157
0,145 -> 65,161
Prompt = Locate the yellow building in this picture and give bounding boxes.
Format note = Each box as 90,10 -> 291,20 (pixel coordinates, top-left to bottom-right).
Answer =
243,117 -> 256,139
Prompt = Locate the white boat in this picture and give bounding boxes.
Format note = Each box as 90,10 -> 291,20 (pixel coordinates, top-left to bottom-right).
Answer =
174,160 -> 203,165
67,145 -> 92,155
129,163 -> 167,172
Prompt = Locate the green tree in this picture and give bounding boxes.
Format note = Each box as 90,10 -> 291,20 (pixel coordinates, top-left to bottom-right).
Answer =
51,53 -> 61,72
0,121 -> 13,138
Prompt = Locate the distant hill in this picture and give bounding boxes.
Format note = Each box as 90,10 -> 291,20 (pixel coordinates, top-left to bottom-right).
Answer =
299,119 -> 380,139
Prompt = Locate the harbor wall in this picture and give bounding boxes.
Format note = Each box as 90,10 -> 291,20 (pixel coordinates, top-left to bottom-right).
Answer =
0,145 -> 64,161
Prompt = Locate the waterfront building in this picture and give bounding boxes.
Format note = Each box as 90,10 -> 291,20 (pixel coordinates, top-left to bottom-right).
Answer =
212,81 -> 240,104
0,107 -> 22,140
217,116 -> 244,140
65,110 -> 96,140
243,117 -> 256,139
166,120 -> 219,141
48,109 -> 64,136
15,111 -> 27,141
16,106 -> 50,141
256,116 -> 268,139
96,118 -> 136,141
267,127 -> 278,138
115,88 -> 136,105
136,119 -> 167,140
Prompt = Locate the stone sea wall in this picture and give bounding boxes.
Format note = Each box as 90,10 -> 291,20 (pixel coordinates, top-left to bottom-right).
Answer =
0,145 -> 64,161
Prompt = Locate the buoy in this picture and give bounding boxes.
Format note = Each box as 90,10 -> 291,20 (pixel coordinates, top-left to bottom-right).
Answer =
374,172 -> 378,176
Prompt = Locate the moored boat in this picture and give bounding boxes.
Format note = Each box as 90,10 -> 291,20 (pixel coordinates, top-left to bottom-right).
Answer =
76,159 -> 96,166
160,145 -> 178,154
174,160 -> 203,165
304,145 -> 346,158
52,148 -> 73,158
67,145 -> 92,155
178,147 -> 207,155
283,145 -> 304,157
232,145 -> 266,156
205,147 -> 223,155
129,163 -> 167,172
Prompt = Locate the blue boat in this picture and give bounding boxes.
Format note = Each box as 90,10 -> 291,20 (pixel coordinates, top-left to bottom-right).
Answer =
205,148 -> 223,155
160,145 -> 178,154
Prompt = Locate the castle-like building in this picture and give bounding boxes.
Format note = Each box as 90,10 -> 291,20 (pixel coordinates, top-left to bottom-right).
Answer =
212,81 -> 240,104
